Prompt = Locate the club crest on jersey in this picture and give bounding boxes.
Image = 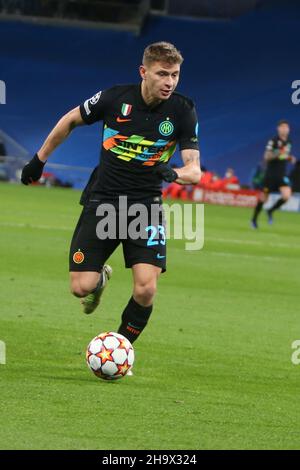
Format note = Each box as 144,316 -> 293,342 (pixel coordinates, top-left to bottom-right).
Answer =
159,120 -> 174,136
121,103 -> 132,116
73,250 -> 85,264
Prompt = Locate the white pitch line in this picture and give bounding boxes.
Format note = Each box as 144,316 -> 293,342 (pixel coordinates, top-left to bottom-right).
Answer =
0,221 -> 72,231
0,222 -> 299,250
169,246 -> 283,261
206,236 -> 299,250
208,250 -> 278,262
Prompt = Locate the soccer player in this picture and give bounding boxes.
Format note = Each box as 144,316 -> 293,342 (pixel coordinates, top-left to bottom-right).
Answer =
21,42 -> 201,348
251,120 -> 296,228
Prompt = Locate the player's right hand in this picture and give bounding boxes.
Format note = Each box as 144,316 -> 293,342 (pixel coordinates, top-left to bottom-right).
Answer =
155,164 -> 178,183
21,154 -> 46,185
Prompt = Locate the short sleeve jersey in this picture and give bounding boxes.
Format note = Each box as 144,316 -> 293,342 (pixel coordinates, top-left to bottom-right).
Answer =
265,136 -> 292,178
79,84 -> 199,201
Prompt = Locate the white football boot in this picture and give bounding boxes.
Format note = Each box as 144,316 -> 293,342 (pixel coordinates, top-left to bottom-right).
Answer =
81,265 -> 112,314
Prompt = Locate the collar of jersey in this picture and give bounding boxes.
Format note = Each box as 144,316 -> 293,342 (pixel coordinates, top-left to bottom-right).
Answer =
135,84 -> 166,112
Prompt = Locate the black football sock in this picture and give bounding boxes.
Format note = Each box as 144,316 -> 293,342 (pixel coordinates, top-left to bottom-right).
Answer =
252,201 -> 264,221
118,296 -> 153,344
268,198 -> 286,213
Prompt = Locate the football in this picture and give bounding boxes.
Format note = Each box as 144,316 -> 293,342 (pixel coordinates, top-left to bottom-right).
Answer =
86,332 -> 134,380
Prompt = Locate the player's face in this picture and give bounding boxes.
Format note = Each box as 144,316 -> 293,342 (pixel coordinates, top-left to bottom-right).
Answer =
140,61 -> 180,101
277,123 -> 290,139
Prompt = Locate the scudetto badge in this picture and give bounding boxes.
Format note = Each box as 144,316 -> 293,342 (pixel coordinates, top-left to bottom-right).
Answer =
73,250 -> 85,264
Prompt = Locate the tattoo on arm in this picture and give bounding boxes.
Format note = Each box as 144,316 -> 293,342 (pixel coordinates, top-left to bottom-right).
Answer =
182,150 -> 200,166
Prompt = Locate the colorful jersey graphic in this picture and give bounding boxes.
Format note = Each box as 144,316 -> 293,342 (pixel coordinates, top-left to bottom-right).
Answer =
103,126 -> 176,166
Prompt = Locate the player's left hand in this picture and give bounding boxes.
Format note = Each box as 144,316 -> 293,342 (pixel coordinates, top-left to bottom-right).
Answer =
155,164 -> 178,183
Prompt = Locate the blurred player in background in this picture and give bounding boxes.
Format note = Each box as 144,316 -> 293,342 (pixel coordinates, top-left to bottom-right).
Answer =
21,42 -> 201,353
251,120 -> 296,228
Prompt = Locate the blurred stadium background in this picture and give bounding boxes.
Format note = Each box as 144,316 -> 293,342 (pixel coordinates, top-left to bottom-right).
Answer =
1,0 -> 300,202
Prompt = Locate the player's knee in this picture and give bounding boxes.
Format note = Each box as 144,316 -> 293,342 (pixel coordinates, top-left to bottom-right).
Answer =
70,282 -> 86,298
281,187 -> 292,201
134,280 -> 157,305
282,193 -> 291,202
78,279 -> 98,296
71,283 -> 83,297
260,191 -> 268,202
70,279 -> 96,297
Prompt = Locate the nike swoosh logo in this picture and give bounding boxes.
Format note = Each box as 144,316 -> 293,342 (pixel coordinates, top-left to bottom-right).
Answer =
116,117 -> 132,122
157,254 -> 166,259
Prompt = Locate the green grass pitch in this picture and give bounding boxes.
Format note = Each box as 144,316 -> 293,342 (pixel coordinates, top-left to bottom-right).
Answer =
0,182 -> 300,450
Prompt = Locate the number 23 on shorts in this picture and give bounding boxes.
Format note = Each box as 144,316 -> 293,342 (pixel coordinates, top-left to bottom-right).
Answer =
146,225 -> 166,246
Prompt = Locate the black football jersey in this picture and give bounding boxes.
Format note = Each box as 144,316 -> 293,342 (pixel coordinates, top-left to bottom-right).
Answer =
265,136 -> 292,178
79,84 -> 199,201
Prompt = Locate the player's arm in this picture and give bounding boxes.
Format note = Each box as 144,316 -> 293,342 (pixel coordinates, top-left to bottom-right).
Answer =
21,87 -> 112,185
21,106 -> 84,185
155,149 -> 201,185
174,149 -> 201,184
264,148 -> 296,163
264,139 -> 276,162
264,149 -> 276,162
37,106 -> 84,162
21,89 -> 110,185
175,99 -> 201,184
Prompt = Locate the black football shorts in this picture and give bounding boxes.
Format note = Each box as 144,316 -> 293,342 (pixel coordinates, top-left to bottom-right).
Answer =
263,174 -> 291,193
69,198 -> 166,273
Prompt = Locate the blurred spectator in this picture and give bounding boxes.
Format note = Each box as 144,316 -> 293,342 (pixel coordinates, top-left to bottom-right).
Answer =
199,167 -> 240,190
163,166 -> 241,200
220,167 -> 240,190
206,173 -> 222,190
199,170 -> 214,188
162,181 -> 192,200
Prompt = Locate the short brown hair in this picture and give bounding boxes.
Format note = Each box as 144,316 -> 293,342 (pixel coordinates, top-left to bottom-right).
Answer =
143,42 -> 183,66
277,119 -> 289,126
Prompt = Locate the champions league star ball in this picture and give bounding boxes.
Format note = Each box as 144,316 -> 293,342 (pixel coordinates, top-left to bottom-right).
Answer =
86,332 -> 134,380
